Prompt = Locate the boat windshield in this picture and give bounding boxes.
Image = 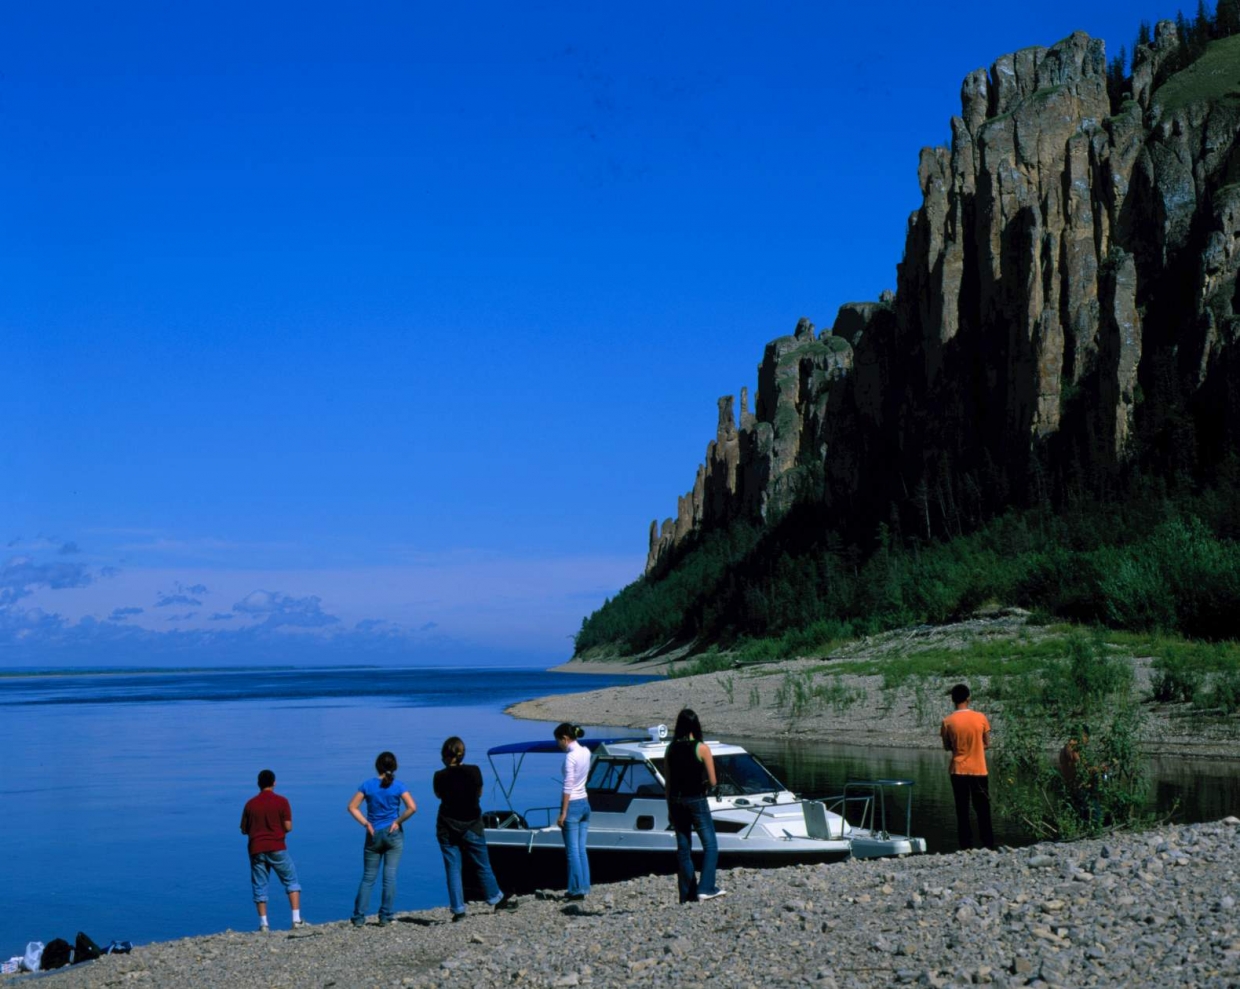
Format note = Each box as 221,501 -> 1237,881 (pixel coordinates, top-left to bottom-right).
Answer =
713,753 -> 787,796
586,757 -> 665,796
648,752 -> 787,797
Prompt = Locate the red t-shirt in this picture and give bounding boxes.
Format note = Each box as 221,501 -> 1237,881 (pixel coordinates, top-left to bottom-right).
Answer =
241,790 -> 291,854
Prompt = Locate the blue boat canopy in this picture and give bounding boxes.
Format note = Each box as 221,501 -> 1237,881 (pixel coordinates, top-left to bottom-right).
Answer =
487,738 -> 646,757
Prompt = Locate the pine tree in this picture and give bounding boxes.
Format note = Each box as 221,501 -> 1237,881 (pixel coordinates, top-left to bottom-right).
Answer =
1218,0 -> 1240,37
1175,10 -> 1192,68
1137,20 -> 1153,47
1107,48 -> 1128,113
1194,0 -> 1213,49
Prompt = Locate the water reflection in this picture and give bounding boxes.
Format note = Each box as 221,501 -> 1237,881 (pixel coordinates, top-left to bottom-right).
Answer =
740,737 -> 1240,853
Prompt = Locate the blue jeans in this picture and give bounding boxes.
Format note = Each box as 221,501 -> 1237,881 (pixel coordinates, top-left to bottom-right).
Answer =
438,823 -> 503,915
352,827 -> 404,924
249,850 -> 301,903
670,796 -> 719,902
561,798 -> 591,896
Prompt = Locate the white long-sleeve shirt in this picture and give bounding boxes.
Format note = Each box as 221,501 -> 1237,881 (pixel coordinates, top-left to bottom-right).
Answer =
562,741 -> 590,801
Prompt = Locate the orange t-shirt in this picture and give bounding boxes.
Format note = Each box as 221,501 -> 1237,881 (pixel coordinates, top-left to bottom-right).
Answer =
941,708 -> 990,776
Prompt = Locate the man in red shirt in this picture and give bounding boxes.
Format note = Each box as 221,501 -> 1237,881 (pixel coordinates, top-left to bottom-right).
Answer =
240,769 -> 305,931
940,683 -> 994,850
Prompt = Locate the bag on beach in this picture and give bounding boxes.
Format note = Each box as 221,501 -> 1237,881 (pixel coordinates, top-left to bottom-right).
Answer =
20,942 -> 43,973
73,931 -> 103,964
41,938 -> 72,970
106,940 -> 133,955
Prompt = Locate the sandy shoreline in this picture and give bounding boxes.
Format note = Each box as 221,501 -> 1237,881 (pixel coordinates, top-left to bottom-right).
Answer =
528,622 -> 1240,760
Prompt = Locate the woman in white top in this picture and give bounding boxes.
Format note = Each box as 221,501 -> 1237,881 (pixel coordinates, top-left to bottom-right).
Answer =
554,722 -> 591,900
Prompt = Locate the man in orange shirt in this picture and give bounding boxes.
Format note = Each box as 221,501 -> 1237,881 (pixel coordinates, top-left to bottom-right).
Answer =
940,683 -> 994,850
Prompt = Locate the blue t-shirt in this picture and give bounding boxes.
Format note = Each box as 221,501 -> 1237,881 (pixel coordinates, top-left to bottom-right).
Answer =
358,777 -> 409,828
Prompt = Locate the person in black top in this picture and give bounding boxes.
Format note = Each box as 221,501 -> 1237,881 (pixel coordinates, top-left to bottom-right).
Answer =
433,736 -> 517,921
664,709 -> 727,903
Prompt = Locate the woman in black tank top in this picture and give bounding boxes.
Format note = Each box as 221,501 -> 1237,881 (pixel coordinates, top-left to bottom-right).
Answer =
663,709 -> 727,903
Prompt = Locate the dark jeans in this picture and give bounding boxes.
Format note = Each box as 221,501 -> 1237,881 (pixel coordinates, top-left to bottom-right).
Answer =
669,796 -> 720,903
438,822 -> 503,915
950,774 -> 994,850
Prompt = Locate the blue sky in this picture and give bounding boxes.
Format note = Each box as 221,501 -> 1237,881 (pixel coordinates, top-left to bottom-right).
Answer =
1,1 -> 1165,666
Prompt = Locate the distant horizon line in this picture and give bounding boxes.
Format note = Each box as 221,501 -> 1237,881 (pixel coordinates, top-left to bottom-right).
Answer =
0,660 -> 566,679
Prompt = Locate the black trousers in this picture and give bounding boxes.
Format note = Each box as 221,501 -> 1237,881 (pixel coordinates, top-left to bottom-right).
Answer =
950,774 -> 994,850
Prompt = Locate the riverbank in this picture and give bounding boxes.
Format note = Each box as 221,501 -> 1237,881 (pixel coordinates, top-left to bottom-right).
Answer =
524,618 -> 1240,759
13,819 -> 1240,988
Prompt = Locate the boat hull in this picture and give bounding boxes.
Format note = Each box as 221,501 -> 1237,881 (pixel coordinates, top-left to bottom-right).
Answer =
482,826 -> 854,893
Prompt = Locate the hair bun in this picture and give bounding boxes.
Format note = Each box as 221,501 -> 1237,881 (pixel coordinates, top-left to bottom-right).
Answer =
574,726 -> 585,739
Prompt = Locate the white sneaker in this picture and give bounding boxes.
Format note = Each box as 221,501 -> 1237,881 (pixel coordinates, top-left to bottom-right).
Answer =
291,920 -> 308,929
258,924 -> 270,933
697,890 -> 728,901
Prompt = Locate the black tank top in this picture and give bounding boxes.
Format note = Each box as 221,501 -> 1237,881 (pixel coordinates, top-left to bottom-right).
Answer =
666,738 -> 707,800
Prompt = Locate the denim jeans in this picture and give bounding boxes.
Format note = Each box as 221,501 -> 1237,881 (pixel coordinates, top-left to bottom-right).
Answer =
438,824 -> 503,915
352,827 -> 404,924
249,850 -> 301,903
561,798 -> 591,896
669,796 -> 719,903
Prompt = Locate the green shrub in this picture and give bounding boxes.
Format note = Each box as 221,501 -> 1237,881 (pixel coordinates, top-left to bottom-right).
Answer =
813,675 -> 866,713
992,635 -> 1148,838
1037,632 -> 1134,717
1198,667 -> 1240,715
1150,654 -> 1203,703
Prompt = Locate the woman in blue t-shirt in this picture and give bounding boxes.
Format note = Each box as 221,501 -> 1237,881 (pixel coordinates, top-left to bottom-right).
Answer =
347,751 -> 417,926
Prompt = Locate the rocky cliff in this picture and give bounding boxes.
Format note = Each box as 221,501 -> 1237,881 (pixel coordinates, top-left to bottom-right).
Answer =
647,26 -> 1240,573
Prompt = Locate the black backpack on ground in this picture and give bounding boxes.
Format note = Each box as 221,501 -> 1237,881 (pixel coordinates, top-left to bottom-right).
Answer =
73,931 -> 103,964
41,938 -> 72,970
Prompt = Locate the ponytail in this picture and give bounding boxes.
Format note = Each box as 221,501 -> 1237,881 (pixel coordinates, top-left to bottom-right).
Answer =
375,750 -> 398,788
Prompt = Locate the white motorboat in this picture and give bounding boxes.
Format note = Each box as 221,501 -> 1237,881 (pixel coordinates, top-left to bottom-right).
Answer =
481,726 -> 927,892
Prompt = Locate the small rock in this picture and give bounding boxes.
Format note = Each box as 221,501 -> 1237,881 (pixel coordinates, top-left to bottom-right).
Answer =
1028,854 -> 1056,868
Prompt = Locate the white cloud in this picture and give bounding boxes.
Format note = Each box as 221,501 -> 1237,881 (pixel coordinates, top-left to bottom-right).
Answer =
5,549 -> 643,665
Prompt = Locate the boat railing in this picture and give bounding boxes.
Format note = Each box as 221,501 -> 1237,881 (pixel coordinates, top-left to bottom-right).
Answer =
520,806 -> 558,828
823,779 -> 915,840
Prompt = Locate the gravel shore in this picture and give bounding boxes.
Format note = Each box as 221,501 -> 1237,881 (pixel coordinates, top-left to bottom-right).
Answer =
13,819 -> 1240,988
516,619 -> 1240,760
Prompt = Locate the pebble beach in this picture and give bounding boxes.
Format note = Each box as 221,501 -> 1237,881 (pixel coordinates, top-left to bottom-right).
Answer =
10,819 -> 1240,988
